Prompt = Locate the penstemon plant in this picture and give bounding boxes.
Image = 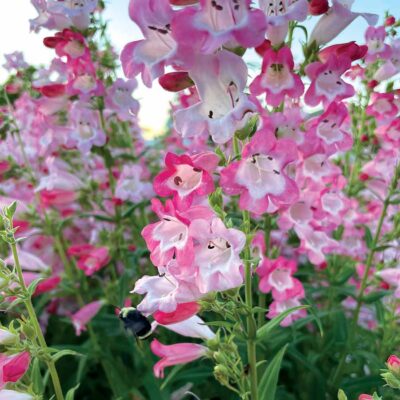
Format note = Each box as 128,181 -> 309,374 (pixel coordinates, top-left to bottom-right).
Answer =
0,0 -> 399,399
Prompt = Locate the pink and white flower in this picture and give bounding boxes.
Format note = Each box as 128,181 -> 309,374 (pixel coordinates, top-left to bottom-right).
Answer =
220,128 -> 299,214
153,152 -> 219,208
250,46 -> 303,107
174,50 -> 256,144
150,339 -> 208,378
305,55 -> 355,107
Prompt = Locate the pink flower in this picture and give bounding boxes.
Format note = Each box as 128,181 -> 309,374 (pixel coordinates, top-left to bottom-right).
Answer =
318,42 -> 367,63
66,101 -> 106,153
377,268 -> 400,298
158,71 -> 194,92
115,165 -> 153,203
257,257 -> 304,301
154,152 -> 219,208
305,55 -> 355,107
0,352 -> 30,388
365,26 -> 391,63
309,0 -> 378,46
2,52 -> 28,71
105,79 -> 139,121
172,0 -> 267,54
366,93 -> 398,121
387,355 -> 400,375
373,39 -> 400,82
40,189 -> 78,208
121,0 -> 178,87
250,46 -> 304,107
141,198 -> 213,269
76,247 -> 110,276
267,298 -> 306,327
358,395 -> 373,400
153,302 -> 200,325
34,275 -> 61,296
220,128 -> 299,215
43,29 -> 90,62
174,50 -> 256,144
189,217 -> 246,293
133,270 -> 201,314
259,0 -> 308,45
306,101 -> 353,155
150,339 -> 207,378
70,300 -> 103,336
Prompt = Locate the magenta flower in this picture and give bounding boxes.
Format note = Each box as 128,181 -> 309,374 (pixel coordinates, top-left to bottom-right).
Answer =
257,257 -> 304,301
189,217 -> 246,293
71,300 -> 104,336
365,26 -> 391,63
174,50 -> 256,144
121,0 -> 178,87
150,339 -> 207,378
305,55 -> 355,107
309,0 -> 378,46
220,129 -> 299,215
250,46 -> 304,107
153,152 -> 219,208
0,352 -> 30,388
366,93 -> 398,122
172,0 -> 267,54
259,0 -> 308,45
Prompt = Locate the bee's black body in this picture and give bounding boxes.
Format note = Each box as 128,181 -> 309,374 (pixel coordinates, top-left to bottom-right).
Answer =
119,307 -> 152,340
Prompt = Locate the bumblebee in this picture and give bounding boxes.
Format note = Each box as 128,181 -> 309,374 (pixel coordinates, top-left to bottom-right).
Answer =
118,307 -> 152,340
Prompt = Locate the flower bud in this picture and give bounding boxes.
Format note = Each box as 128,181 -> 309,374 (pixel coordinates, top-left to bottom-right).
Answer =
387,355 -> 400,376
0,328 -> 17,346
308,0 -> 329,16
381,371 -> 400,389
385,16 -> 396,26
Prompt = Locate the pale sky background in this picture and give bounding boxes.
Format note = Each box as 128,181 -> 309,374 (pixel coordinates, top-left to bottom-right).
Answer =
0,1 -> 397,135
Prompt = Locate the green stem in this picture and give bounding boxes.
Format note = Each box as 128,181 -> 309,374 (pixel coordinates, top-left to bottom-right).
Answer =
242,210 -> 258,400
332,163 -> 400,387
257,215 -> 272,327
10,241 -> 64,400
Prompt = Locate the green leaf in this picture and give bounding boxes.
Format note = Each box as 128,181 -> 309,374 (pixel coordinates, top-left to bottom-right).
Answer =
31,358 -> 44,394
364,226 -> 373,249
256,305 -> 310,342
65,384 -> 80,400
51,349 -> 82,363
258,344 -> 288,400
27,277 -> 45,297
5,201 -> 17,219
362,290 -> 392,304
337,389 -> 348,400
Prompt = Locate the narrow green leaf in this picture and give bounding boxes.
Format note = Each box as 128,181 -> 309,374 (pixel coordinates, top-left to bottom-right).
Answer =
258,344 -> 288,399
65,384 -> 80,400
256,305 -> 310,341
364,226 -> 373,249
52,349 -> 82,363
31,358 -> 44,394
338,389 -> 348,400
